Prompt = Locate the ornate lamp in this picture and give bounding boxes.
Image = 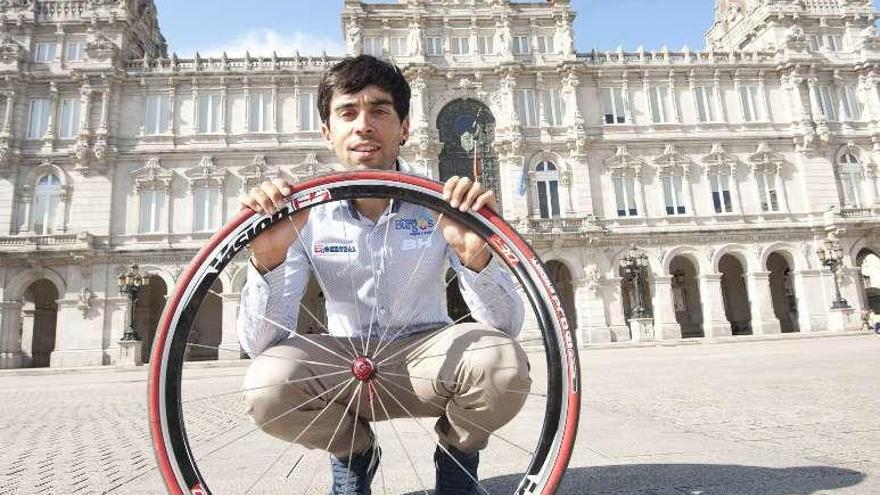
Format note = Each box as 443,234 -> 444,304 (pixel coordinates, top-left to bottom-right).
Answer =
817,235 -> 849,310
118,263 -> 150,341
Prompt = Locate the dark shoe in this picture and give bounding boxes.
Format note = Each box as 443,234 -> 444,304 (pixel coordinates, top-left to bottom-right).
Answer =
329,437 -> 381,495
434,444 -> 480,495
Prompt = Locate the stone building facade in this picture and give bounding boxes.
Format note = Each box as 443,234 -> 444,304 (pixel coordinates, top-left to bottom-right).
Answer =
1,0 -> 880,368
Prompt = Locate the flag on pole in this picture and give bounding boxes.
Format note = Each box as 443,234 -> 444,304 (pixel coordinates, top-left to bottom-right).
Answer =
517,157 -> 528,196
472,143 -> 480,181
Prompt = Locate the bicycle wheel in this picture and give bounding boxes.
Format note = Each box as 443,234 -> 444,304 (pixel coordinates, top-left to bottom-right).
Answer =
148,170 -> 580,494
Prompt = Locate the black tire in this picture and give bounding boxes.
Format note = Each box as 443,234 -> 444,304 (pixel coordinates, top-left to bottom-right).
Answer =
148,170 -> 580,494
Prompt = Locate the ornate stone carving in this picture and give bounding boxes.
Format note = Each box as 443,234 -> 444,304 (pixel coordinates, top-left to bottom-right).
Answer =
345,18 -> 362,55
655,144 -> 689,177
77,287 -> 95,317
604,145 -> 644,177
132,157 -> 173,191
748,142 -> 784,175
185,155 -> 227,189
92,134 -> 108,162
73,135 -> 90,173
239,154 -> 280,192
584,264 -> 601,296
0,135 -> 8,167
87,32 -> 118,52
495,17 -> 512,58
557,12 -> 575,56
408,19 -> 423,57
701,143 -> 738,176
567,112 -> 587,156
0,34 -> 25,65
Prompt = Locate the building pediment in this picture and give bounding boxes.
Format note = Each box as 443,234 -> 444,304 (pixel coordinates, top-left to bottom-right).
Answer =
654,144 -> 689,176
239,154 -> 281,191
701,143 -> 739,175
131,157 -> 173,191
184,156 -> 227,189
604,146 -> 644,177
748,142 -> 784,174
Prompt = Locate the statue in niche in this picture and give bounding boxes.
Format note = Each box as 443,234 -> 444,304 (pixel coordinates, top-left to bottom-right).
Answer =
557,17 -> 574,56
408,20 -> 423,56
346,19 -> 362,54
671,270 -> 688,313
495,18 -> 512,57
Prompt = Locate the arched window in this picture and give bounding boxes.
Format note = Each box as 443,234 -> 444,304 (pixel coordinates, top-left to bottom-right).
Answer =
838,152 -> 863,208
534,161 -> 560,218
33,174 -> 61,235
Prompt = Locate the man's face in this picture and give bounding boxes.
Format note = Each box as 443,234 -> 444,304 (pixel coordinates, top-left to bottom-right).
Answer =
321,85 -> 410,170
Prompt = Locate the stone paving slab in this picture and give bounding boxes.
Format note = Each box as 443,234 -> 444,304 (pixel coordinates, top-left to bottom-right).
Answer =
0,334 -> 877,494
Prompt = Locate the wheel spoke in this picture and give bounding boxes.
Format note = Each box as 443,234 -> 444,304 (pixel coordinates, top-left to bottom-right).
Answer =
340,203 -> 371,358
370,281 -> 525,364
184,342 -> 348,370
254,313 -> 356,366
367,381 -> 389,495
181,370 -> 350,404
374,379 -> 490,495
288,212 -> 363,360
370,381 -> 430,495
194,378 -> 355,461
377,241 -> 492,348
378,370 -> 543,398
378,376 -> 535,456
372,212 -> 447,345
362,208 -> 395,358
342,381 -> 366,494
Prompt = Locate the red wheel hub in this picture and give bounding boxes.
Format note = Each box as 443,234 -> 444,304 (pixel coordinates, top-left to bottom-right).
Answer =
351,356 -> 377,381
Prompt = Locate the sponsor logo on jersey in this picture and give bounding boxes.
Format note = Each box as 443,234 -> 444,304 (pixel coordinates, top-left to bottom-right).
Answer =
313,241 -> 357,255
394,210 -> 435,236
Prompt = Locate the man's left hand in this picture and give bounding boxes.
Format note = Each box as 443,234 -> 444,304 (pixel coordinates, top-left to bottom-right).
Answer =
438,176 -> 497,272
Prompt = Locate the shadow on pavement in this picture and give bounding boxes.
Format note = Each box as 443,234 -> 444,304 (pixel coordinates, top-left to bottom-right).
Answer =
403,463 -> 866,494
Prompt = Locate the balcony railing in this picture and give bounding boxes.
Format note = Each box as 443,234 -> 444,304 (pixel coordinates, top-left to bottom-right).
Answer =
0,232 -> 93,250
511,216 -> 601,235
840,207 -> 880,219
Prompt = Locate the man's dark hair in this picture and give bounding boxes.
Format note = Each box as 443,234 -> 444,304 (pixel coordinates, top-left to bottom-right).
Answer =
317,55 -> 411,125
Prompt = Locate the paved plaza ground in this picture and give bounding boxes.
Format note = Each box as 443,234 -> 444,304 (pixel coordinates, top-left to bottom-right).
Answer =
0,333 -> 878,494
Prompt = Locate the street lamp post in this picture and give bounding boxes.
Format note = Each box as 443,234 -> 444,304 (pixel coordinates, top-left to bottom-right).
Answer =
620,246 -> 650,319
817,235 -> 849,310
117,263 -> 149,341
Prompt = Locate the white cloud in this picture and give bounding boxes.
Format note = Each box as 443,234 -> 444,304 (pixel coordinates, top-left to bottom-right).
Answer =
196,28 -> 345,58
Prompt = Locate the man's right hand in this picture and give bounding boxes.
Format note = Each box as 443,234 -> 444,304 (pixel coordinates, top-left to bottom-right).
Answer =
237,178 -> 310,274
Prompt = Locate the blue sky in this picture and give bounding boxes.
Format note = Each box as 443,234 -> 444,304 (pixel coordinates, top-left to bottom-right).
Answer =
153,0 -> 879,57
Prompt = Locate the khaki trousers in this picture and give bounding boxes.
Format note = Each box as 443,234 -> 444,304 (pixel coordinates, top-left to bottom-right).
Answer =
243,323 -> 531,459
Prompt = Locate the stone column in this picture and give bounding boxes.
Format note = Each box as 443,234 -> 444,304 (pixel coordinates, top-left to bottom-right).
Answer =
573,278 -> 610,344
43,83 -> 59,151
650,275 -> 682,340
79,85 -> 92,134
191,81 -> 200,133
790,269 -> 817,332
604,277 -> 631,342
219,77 -> 228,136
20,301 -> 34,365
219,292 -> 241,360
293,77 -> 301,133
699,273 -> 731,337
747,271 -> 782,335
167,81 -> 177,138
2,90 -> 15,133
270,77 -> 279,136
242,78 -> 251,132
0,300 -> 24,368
713,70 -> 728,122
